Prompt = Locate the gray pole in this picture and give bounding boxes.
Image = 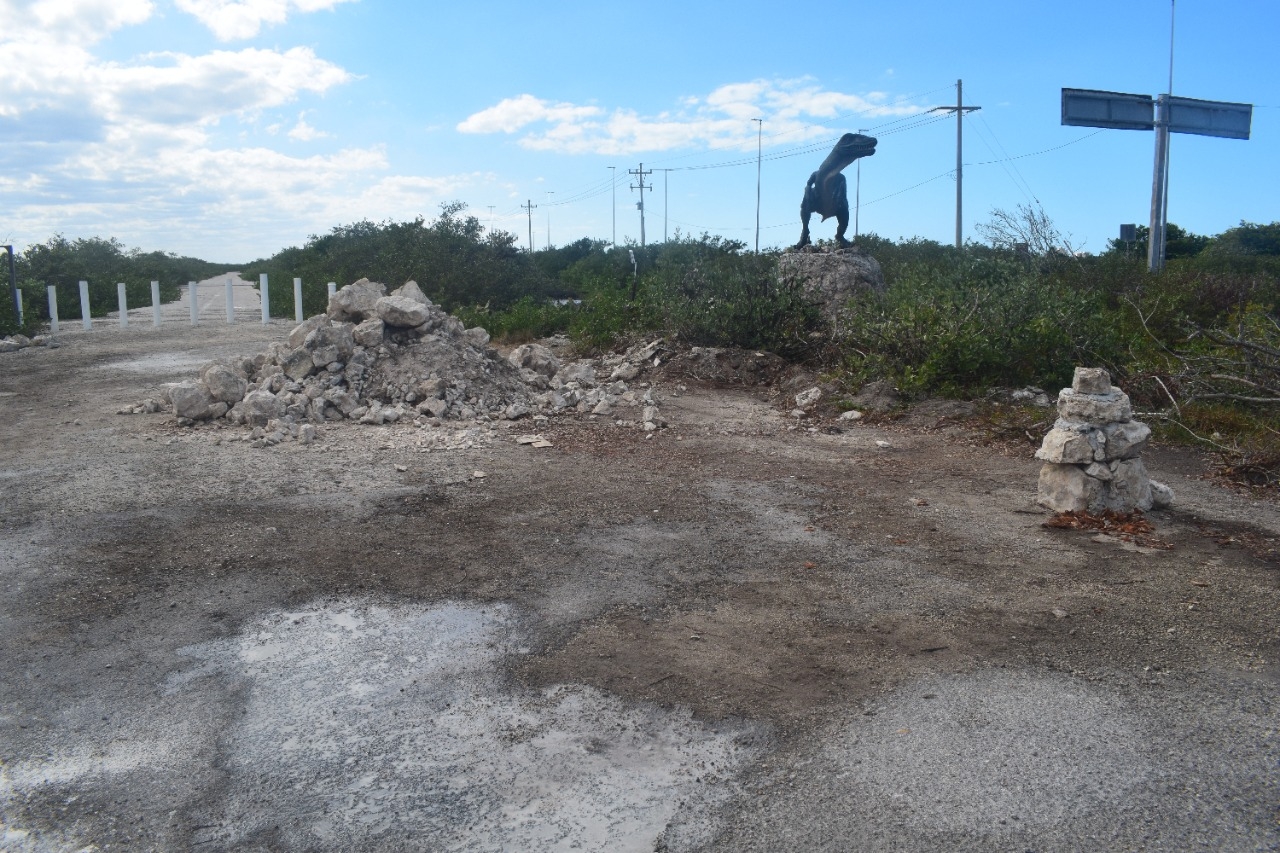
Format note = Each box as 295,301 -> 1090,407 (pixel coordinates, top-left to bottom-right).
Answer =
629,163 -> 651,248
5,246 -> 17,321
522,199 -> 536,252
546,191 -> 554,249
931,83 -> 979,250
1151,0 -> 1176,273
609,166 -> 616,248
1148,96 -> 1170,272
753,118 -> 763,253
663,170 -> 668,243
639,163 -> 646,248
855,127 -> 868,241
955,79 -> 964,249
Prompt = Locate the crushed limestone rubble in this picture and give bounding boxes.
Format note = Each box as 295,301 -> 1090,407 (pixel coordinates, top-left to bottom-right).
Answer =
121,279 -> 670,448
0,334 -> 56,353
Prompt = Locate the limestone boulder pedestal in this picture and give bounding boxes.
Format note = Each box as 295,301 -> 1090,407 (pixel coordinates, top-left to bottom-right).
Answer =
1035,368 -> 1174,513
778,248 -> 885,331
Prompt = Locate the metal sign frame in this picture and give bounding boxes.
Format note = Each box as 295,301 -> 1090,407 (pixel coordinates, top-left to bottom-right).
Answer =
1061,89 -> 1154,131
1165,95 -> 1252,140
1060,87 -> 1253,272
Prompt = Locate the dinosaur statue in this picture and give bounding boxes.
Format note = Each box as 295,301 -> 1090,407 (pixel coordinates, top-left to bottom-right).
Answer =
794,133 -> 877,249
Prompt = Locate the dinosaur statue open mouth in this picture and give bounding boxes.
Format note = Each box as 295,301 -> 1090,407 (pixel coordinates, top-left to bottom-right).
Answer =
836,133 -> 877,159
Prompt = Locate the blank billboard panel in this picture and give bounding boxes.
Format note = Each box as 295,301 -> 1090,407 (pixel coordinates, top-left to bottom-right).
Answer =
1167,96 -> 1252,140
1061,89 -> 1154,131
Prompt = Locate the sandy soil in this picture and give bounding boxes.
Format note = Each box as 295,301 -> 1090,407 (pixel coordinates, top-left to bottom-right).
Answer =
0,316 -> 1277,852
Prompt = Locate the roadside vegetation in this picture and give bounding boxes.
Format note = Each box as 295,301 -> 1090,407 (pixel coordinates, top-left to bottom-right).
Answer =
6,205 -> 1276,489
0,235 -> 233,336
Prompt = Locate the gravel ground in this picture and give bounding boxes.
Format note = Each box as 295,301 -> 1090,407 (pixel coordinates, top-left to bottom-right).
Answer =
0,312 -> 1277,852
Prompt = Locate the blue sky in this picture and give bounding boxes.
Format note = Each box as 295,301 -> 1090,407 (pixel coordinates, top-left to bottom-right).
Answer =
1,0 -> 1275,262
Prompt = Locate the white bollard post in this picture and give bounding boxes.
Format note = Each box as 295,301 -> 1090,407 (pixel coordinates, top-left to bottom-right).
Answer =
47,285 -> 59,334
79,280 -> 91,330
293,277 -> 303,323
260,273 -> 270,325
225,276 -> 235,324
327,282 -> 336,301
151,281 -> 161,327
117,282 -> 128,328
188,281 -> 198,325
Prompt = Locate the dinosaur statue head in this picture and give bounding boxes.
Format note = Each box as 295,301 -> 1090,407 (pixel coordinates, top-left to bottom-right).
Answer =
834,132 -> 877,161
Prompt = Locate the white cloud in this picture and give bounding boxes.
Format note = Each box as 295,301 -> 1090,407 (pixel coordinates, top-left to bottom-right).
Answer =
456,94 -> 603,135
101,47 -> 353,125
458,78 -> 920,155
25,0 -> 155,44
175,0 -> 358,41
0,0 -> 476,258
287,111 -> 328,141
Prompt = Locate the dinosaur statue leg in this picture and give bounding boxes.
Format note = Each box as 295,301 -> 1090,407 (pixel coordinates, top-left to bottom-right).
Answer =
796,213 -> 812,249
795,174 -> 819,249
831,176 -> 851,247
835,209 -> 851,247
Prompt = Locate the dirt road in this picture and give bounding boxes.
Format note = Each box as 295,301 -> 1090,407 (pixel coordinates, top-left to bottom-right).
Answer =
1,320 -> 1277,851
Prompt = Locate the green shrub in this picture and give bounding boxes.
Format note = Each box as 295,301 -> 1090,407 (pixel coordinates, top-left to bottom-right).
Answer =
455,297 -> 578,343
244,203 -> 553,319
837,253 -> 1120,396
14,235 -> 226,327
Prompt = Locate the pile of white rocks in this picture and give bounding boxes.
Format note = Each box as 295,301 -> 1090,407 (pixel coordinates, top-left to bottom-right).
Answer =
1035,367 -> 1174,513
512,337 -> 668,431
126,279 -> 668,442
0,334 -> 56,353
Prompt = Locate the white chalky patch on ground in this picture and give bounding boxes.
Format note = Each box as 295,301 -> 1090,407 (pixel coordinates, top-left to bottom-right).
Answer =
96,353 -> 210,374
145,599 -> 756,851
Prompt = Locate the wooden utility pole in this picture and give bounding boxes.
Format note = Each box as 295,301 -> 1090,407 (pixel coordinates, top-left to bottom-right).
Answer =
629,163 -> 652,248
931,80 -> 981,248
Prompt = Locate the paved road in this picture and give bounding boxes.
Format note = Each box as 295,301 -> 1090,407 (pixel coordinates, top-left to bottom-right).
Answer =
94,273 -> 272,329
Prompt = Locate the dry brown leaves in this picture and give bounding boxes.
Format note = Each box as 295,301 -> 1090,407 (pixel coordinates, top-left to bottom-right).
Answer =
1042,509 -> 1173,550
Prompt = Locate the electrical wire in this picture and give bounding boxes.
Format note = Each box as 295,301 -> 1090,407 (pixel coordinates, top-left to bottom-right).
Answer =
489,84 -> 1112,244
969,114 -> 1040,206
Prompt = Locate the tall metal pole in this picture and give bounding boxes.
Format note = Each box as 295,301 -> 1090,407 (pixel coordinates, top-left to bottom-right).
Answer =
522,199 -> 537,252
1148,96 -> 1170,272
661,170 -> 671,243
629,163 -> 652,248
955,79 -> 964,249
1149,1 -> 1176,273
931,82 -> 979,250
855,127 -> 868,241
608,166 -> 616,248
5,245 -> 17,321
753,118 -> 763,252
545,191 -> 554,249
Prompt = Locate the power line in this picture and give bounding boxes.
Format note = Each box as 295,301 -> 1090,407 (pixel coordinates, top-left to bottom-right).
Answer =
969,115 -> 1039,207
966,129 -> 1104,167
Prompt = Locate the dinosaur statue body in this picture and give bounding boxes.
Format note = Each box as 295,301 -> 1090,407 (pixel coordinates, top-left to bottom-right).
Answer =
795,133 -> 877,249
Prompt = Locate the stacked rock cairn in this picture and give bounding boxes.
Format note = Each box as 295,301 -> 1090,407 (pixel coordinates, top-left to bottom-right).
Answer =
1035,367 -> 1174,513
